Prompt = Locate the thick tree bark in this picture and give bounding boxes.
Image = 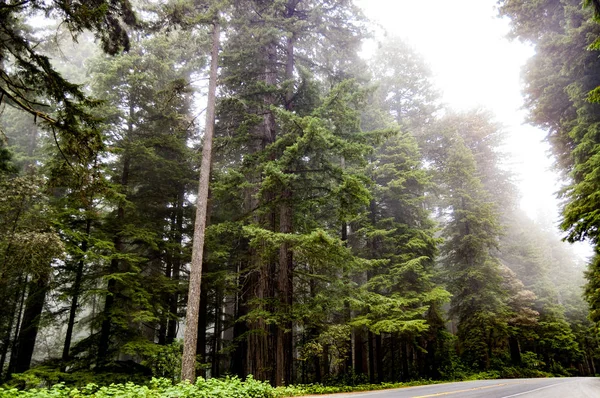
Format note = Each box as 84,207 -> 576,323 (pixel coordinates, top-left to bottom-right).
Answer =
245,28 -> 280,381
196,285 -> 208,378
275,5 -> 297,384
181,21 -> 219,382
247,256 -> 272,381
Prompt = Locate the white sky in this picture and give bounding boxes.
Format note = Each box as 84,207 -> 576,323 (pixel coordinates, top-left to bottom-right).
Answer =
356,0 -> 592,259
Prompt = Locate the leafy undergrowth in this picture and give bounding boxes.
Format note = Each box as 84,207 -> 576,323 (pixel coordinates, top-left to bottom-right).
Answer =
0,376 -> 447,398
0,368 -> 560,398
0,376 -> 269,398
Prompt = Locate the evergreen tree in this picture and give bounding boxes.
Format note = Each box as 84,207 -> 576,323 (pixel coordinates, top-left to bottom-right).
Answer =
0,0 -> 136,171
499,0 -> 600,327
87,28 -> 201,367
432,120 -> 508,370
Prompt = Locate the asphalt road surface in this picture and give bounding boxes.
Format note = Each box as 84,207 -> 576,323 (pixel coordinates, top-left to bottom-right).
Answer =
309,378 -> 600,398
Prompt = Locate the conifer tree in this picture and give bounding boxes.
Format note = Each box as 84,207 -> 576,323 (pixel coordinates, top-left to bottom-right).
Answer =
87,28 -> 201,366
0,0 -> 136,171
499,0 -> 600,327
434,125 -> 508,370
214,0 -> 370,384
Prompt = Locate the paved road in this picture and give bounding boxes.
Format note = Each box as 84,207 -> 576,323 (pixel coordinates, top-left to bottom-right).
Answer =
309,377 -> 600,398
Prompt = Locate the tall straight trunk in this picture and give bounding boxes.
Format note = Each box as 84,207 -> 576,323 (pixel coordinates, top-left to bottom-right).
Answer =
62,218 -> 92,362
167,188 -> 185,344
308,279 -> 322,383
343,221 -> 353,376
212,289 -> 222,377
322,344 -> 330,379
368,331 -> 375,384
508,335 -> 521,366
401,340 -> 409,380
0,276 -> 24,377
275,3 -> 298,385
8,273 -> 49,374
354,328 -> 365,375
231,261 -> 248,377
390,334 -> 396,381
196,285 -> 208,378
97,249 -> 118,362
314,345 -> 321,383
181,21 -> 220,382
158,259 -> 171,345
159,204 -> 177,345
245,28 -> 279,381
98,152 -> 129,366
247,255 -> 272,381
98,81 -> 136,366
376,334 -> 383,382
276,191 -> 293,385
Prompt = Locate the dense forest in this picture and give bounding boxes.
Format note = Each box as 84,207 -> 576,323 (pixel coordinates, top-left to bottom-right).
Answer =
1,0 -> 600,391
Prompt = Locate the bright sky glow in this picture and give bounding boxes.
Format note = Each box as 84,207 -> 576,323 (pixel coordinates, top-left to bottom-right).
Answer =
356,0 -> 592,259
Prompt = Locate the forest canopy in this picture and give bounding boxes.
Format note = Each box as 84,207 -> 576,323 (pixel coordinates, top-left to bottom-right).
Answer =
0,0 -> 598,391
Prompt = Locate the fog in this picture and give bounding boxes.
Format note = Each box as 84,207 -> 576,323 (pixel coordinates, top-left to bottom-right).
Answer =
357,0 -> 593,260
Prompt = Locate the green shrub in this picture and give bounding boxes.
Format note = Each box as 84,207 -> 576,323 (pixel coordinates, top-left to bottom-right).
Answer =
0,376 -> 277,398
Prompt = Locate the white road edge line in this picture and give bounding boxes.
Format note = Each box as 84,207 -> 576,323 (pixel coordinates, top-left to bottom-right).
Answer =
500,381 -> 571,398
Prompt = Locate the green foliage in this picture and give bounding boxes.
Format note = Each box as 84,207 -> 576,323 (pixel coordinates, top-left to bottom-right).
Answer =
0,376 -> 447,398
0,0 -> 136,177
0,0 -> 595,387
140,341 -> 183,382
0,376 -> 276,398
499,0 -> 600,333
433,125 -> 508,370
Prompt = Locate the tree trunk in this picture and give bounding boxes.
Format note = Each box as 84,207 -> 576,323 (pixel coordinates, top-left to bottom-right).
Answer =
231,261 -> 248,378
354,327 -> 365,375
8,273 -> 49,374
196,285 -> 208,378
401,340 -> 409,381
157,258 -> 170,346
244,25 -> 280,380
181,20 -> 220,383
212,289 -> 222,378
167,188 -> 185,344
247,258 -> 272,381
376,334 -> 383,382
508,335 -> 521,366
0,276 -> 24,378
275,3 -> 298,385
368,331 -> 375,384
322,344 -> 330,380
97,150 -> 129,367
276,190 -> 293,386
62,218 -> 91,363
